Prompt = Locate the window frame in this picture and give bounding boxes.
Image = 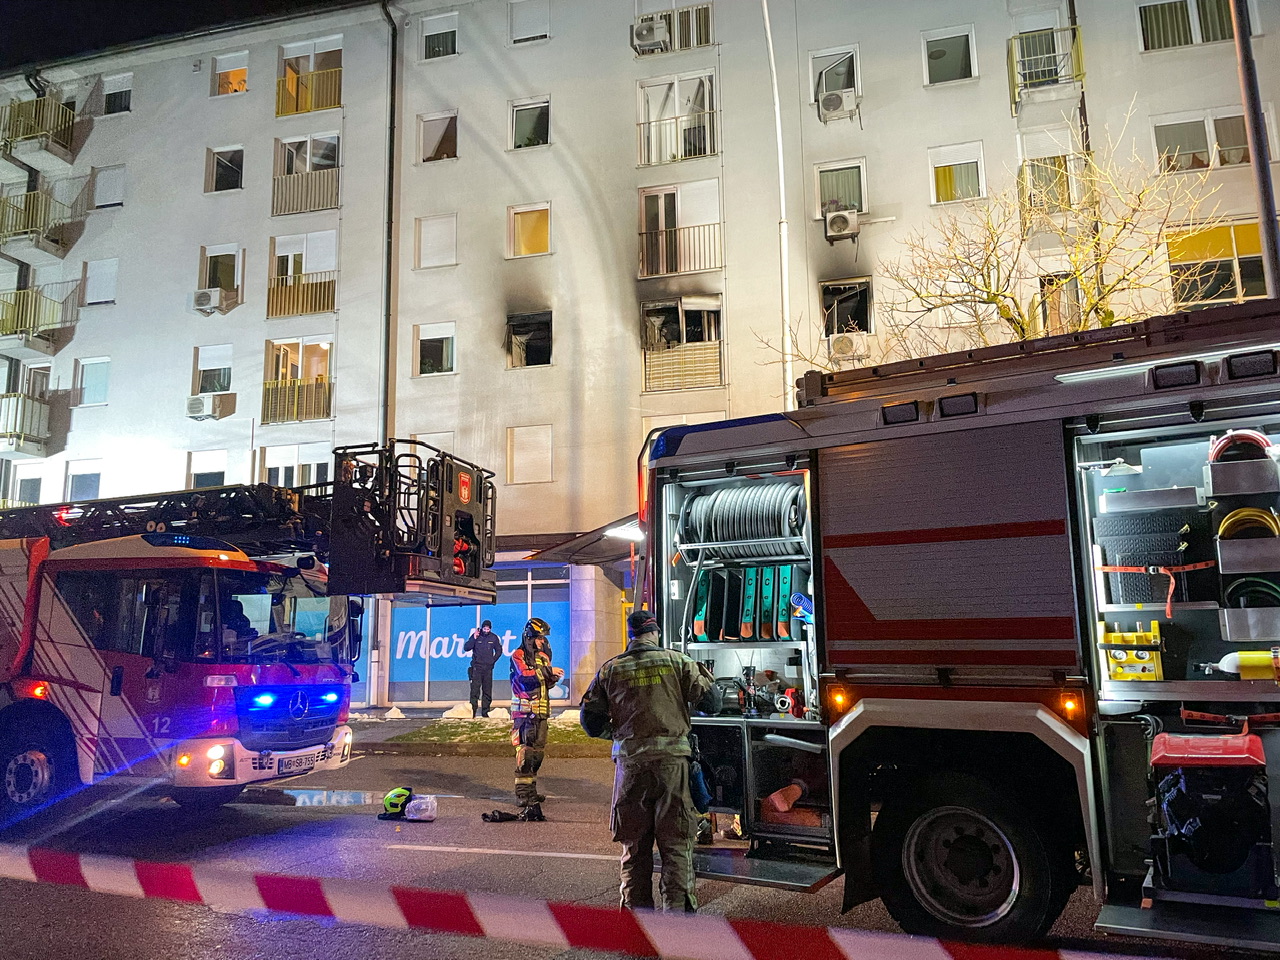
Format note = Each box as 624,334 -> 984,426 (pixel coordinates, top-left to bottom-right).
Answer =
414,322 -> 457,377
211,52 -> 249,97
1168,221 -> 1267,309
102,73 -> 132,115
418,110 -> 459,163
921,24 -> 979,86
65,461 -> 103,501
814,157 -> 867,219
205,146 -> 245,193
510,95 -> 551,150
1136,0 -> 1244,51
928,141 -> 986,204
421,12 -> 460,61
91,164 -> 126,209
275,132 -> 340,176
82,258 -> 119,306
507,202 -> 553,258
264,336 -> 333,383
1151,106 -> 1268,172
505,312 -> 553,369
808,45 -> 860,104
199,243 -> 244,294
73,357 -> 111,408
509,0 -> 551,45
194,344 -> 233,396
819,278 -> 874,336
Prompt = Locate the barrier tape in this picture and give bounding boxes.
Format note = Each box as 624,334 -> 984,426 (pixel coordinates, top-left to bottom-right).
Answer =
0,844 -> 1143,960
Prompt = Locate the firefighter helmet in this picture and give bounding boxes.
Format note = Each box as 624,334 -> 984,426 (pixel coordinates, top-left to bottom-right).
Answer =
523,617 -> 551,642
380,786 -> 413,819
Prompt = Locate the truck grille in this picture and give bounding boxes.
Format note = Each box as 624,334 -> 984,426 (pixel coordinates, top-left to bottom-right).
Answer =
234,685 -> 342,752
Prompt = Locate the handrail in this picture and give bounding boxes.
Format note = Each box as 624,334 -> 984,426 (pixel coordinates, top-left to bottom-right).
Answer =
265,270 -> 337,318
638,222 -> 722,277
0,392 -> 51,442
260,377 -> 333,424
271,167 -> 340,216
1007,26 -> 1084,115
0,190 -> 74,243
0,280 -> 81,336
276,67 -> 343,116
637,109 -> 717,165
0,96 -> 74,150
643,340 -> 723,391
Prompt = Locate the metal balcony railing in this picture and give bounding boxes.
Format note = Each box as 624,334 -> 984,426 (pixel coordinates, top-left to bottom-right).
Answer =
0,96 -> 74,150
276,68 -> 343,116
643,340 -> 723,392
0,190 -> 76,243
261,377 -> 333,424
0,499 -> 36,509
0,280 -> 81,337
0,393 -> 51,442
272,168 -> 340,216
637,110 -> 717,165
265,270 -> 337,318
1007,26 -> 1083,114
639,222 -> 722,277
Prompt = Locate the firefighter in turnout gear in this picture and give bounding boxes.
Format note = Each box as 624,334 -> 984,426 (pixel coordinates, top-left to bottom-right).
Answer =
510,617 -> 562,811
580,610 -> 713,912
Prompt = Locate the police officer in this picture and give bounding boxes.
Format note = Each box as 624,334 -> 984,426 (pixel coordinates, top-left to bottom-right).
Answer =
580,610 -> 713,912
465,619 -> 502,717
510,617 -> 562,811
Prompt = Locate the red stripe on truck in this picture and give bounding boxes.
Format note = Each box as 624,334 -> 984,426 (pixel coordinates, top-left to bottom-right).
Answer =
829,648 -> 1077,666
823,519 -> 1066,549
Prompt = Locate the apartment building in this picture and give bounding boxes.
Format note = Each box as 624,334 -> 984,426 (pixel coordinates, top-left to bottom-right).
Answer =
1,0 -> 1275,705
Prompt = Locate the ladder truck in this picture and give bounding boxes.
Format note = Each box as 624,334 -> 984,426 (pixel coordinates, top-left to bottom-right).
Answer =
0,439 -> 495,820
641,299 -> 1280,949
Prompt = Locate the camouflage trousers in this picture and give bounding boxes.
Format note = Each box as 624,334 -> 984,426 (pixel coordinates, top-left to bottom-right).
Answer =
512,715 -> 548,806
611,755 -> 698,912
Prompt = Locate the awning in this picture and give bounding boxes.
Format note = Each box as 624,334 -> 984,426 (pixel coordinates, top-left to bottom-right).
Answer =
529,513 -> 641,566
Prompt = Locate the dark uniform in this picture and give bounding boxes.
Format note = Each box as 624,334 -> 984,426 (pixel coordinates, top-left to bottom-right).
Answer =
465,620 -> 503,717
580,611 -> 713,912
510,617 -> 561,808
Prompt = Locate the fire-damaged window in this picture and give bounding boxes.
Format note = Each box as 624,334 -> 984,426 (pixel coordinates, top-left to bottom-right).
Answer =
820,279 -> 871,335
506,311 -> 552,368
640,296 -> 722,391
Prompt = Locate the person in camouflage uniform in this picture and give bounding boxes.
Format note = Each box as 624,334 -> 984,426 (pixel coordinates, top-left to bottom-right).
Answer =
580,610 -> 713,912
510,617 -> 562,810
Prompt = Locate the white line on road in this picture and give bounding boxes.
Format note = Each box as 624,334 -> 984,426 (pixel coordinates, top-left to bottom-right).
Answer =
387,844 -> 617,861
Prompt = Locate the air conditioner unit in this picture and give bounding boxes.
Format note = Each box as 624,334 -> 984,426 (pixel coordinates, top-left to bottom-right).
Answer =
186,392 -> 234,421
826,331 -> 870,362
191,287 -> 239,316
631,17 -> 671,54
818,88 -> 860,123
824,209 -> 860,244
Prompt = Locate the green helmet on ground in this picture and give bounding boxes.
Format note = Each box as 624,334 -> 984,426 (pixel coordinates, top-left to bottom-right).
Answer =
382,786 -> 413,818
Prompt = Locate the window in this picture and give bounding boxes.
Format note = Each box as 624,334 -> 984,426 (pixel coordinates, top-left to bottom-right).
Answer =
511,97 -> 550,149
268,339 -> 331,381
268,231 -> 336,318
83,258 -> 118,305
816,160 -> 865,217
420,113 -> 458,162
506,312 -> 552,368
641,296 -> 722,391
1168,221 -> 1267,308
820,279 -> 872,335
508,203 -> 551,257
1038,275 -> 1082,335
195,344 -> 232,394
206,147 -> 244,192
262,342 -> 333,422
415,214 -> 457,268
272,230 -> 337,277
639,179 -> 721,276
510,0 -> 550,43
416,322 -> 456,375
923,26 -> 976,84
1154,111 -> 1253,171
201,244 -> 242,292
92,165 -> 125,208
103,73 -> 132,114
634,3 -> 713,55
213,52 -> 248,96
929,142 -> 985,203
277,134 -> 339,175
190,450 -> 227,489
1021,155 -> 1071,213
16,476 -> 41,505
74,358 -> 110,406
1139,0 -> 1233,50
811,48 -> 858,101
506,425 -> 553,484
278,37 -> 343,115
638,72 -> 715,164
423,13 -> 458,59
263,442 -> 331,486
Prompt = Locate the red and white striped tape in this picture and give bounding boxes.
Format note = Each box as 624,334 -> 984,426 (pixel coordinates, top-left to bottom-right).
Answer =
0,844 -> 1140,960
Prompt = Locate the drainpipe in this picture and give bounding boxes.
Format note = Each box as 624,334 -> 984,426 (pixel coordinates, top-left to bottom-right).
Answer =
1230,0 -> 1280,297
378,1 -> 399,443
1065,0 -> 1106,323
760,0 -> 793,410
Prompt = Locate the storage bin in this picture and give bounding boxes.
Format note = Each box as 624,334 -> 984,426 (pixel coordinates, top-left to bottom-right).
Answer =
1217,538 -> 1280,575
1219,608 -> 1280,643
1204,459 -> 1280,497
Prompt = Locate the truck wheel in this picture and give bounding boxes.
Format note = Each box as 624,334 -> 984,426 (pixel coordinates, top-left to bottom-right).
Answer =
0,728 -> 73,820
872,772 -> 1060,943
169,785 -> 245,810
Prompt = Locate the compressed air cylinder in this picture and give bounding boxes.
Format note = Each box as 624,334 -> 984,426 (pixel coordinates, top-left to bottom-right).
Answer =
1213,650 -> 1278,681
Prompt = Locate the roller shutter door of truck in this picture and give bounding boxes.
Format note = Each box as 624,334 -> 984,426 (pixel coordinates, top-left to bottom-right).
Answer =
819,420 -> 1079,680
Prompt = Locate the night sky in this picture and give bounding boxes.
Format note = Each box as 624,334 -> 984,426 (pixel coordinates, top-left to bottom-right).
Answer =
1,0 -> 356,74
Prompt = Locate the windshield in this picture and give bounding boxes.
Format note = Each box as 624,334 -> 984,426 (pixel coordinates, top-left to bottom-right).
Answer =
207,569 -> 355,665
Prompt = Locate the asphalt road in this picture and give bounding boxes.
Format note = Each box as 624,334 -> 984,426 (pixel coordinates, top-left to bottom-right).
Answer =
0,751 -> 1267,960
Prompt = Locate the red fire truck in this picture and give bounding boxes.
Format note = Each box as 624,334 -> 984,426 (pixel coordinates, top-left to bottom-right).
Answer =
0,440 -> 495,821
642,299 -> 1280,948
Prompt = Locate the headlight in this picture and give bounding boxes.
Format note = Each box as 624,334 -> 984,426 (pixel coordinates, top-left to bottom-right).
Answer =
209,759 -> 226,776
207,744 -> 226,761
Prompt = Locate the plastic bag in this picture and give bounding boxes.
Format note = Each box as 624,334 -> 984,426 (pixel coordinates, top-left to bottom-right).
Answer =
405,795 -> 438,822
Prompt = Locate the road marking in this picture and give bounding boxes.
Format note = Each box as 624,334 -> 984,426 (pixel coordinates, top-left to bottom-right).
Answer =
387,844 -> 616,861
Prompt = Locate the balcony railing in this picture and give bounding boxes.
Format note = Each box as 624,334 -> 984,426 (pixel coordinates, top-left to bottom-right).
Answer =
276,68 -> 343,116
643,340 -> 723,392
0,189 -> 75,243
1007,26 -> 1083,114
0,393 -> 50,443
266,271 -> 337,318
638,111 -> 717,165
272,168 -> 340,216
639,222 -> 722,277
261,377 -> 333,424
0,96 -> 74,150
0,280 -> 81,337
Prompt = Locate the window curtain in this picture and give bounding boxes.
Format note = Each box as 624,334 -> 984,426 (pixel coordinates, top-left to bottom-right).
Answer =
819,167 -> 862,213
935,161 -> 979,202
1140,1 -> 1193,49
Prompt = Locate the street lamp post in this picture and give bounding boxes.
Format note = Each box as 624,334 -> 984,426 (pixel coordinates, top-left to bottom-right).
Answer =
1230,0 -> 1280,297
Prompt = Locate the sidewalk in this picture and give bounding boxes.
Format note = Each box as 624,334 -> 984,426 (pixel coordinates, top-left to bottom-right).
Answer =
349,709 -> 612,758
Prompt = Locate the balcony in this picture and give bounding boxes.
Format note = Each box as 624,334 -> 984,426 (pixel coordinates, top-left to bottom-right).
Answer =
0,280 -> 80,360
643,340 -> 723,392
1007,26 -> 1084,116
261,377 -> 332,424
266,271 -> 337,318
638,111 -> 717,166
276,68 -> 343,117
272,168 -> 339,216
639,223 -> 722,277
0,187 -> 83,265
0,392 -> 50,459
0,96 -> 74,176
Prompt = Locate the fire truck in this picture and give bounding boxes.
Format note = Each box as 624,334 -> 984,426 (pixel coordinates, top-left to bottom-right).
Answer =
0,439 -> 495,821
642,299 -> 1280,949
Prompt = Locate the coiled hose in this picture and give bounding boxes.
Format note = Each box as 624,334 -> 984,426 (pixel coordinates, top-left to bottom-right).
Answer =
1218,507 -> 1280,539
682,482 -> 806,559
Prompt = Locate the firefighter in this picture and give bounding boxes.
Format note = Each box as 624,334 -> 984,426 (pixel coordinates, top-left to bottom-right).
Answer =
510,616 -> 562,811
580,610 -> 713,912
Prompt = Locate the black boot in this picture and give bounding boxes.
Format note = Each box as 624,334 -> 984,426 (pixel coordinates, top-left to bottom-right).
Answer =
520,803 -> 546,822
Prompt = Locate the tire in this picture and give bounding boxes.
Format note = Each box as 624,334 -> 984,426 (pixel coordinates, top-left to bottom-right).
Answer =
0,726 -> 74,822
871,772 -> 1061,944
169,785 -> 245,810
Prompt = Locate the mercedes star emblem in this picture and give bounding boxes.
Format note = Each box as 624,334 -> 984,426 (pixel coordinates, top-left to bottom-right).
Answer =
288,691 -> 309,719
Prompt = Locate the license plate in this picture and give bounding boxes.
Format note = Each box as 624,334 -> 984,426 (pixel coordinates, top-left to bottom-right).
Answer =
277,753 -> 317,776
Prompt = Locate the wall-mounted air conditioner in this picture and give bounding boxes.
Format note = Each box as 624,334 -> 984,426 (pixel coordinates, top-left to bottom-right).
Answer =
826,331 -> 870,362
824,209 -> 860,244
192,287 -> 239,316
818,88 -> 860,123
186,392 -> 234,420
631,17 -> 671,54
